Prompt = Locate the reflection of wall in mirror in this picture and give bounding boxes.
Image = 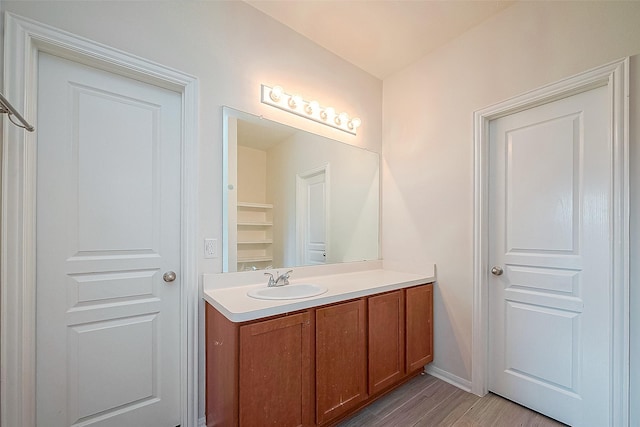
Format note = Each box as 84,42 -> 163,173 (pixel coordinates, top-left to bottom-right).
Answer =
267,132 -> 379,267
237,146 -> 267,204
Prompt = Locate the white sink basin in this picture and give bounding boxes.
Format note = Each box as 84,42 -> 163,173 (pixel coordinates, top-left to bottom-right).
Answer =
247,283 -> 328,300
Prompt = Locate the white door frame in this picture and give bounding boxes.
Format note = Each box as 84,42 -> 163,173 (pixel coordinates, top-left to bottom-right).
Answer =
472,58 -> 629,425
1,13 -> 199,427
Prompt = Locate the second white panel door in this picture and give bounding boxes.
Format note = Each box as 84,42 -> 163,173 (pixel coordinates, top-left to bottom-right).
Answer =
488,84 -> 611,426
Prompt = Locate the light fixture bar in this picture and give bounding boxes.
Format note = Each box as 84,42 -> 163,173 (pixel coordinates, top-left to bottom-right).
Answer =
261,84 -> 361,135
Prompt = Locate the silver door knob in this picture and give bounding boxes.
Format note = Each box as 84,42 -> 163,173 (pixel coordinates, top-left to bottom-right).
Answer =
491,266 -> 503,276
163,271 -> 177,283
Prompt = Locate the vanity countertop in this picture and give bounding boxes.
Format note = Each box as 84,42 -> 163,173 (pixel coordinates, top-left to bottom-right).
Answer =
203,265 -> 435,322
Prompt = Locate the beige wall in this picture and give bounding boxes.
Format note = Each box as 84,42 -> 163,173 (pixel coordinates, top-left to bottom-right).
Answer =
382,0 -> 640,421
237,146 -> 267,204
0,1 -> 382,419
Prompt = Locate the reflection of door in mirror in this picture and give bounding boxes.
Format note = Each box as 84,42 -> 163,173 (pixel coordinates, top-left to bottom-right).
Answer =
296,166 -> 329,266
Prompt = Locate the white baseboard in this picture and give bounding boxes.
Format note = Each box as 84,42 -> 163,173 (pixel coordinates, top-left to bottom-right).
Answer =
425,365 -> 473,393
198,416 -> 206,427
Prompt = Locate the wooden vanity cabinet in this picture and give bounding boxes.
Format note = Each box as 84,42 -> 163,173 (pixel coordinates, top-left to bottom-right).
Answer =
205,282 -> 433,427
368,290 -> 405,395
315,299 -> 367,425
406,284 -> 434,373
205,304 -> 314,427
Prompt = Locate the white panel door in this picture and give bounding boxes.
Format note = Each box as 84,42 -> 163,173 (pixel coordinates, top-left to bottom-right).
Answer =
36,52 -> 182,426
298,170 -> 327,265
488,85 -> 610,426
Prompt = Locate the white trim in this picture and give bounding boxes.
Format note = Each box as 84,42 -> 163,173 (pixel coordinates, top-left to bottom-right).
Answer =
1,13 -> 199,427
221,107 -> 237,272
425,365 -> 472,393
472,58 -> 629,426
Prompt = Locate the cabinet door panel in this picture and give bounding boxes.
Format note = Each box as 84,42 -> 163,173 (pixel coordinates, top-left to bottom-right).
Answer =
368,290 -> 405,395
406,284 -> 434,373
316,299 -> 367,425
239,312 -> 313,427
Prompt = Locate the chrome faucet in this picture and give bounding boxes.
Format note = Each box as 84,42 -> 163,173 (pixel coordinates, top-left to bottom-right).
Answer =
264,272 -> 277,287
264,270 -> 293,287
276,270 -> 293,286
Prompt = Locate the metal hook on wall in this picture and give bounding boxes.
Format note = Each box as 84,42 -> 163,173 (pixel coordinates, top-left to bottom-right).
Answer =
0,92 -> 35,132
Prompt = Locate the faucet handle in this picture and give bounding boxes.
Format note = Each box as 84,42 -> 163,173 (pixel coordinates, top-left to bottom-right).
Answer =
264,272 -> 276,287
280,270 -> 293,286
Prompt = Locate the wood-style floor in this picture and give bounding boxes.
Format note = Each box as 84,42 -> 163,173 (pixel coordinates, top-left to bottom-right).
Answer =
337,374 -> 567,427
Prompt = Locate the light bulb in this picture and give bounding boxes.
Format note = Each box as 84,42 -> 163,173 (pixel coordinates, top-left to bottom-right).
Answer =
348,117 -> 362,130
321,107 -> 335,121
288,94 -> 302,109
269,86 -> 283,102
305,100 -> 319,115
336,112 -> 349,126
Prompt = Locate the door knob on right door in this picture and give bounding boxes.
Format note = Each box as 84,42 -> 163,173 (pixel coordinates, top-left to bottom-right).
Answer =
491,266 -> 503,276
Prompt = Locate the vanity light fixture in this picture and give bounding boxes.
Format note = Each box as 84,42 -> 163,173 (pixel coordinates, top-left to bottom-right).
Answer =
261,84 -> 361,135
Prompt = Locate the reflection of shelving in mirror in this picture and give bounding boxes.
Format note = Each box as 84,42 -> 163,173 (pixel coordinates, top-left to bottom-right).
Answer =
237,202 -> 273,270
238,256 -> 273,262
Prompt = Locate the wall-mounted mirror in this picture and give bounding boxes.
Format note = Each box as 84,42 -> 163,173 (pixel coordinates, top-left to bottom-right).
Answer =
223,107 -> 380,272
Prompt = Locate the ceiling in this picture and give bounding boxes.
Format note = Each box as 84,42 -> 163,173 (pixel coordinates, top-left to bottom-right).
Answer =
245,0 -> 514,80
